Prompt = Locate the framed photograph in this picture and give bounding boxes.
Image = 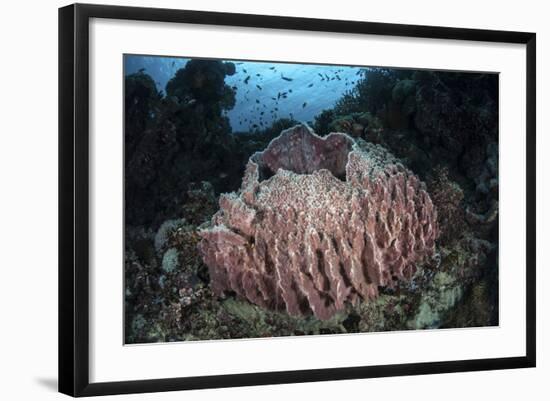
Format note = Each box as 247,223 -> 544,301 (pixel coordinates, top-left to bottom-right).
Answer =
58,3 -> 536,397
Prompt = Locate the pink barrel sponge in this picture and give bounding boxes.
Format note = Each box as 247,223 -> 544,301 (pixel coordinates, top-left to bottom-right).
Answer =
198,124 -> 438,320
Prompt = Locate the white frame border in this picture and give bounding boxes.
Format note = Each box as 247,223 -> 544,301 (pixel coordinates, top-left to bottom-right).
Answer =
89,17 -> 526,383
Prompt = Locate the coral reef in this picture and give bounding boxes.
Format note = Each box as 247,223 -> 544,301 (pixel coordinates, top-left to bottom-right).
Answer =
427,167 -> 466,244
199,124 -> 438,320
316,69 -> 498,183
123,60 -> 499,343
408,271 -> 463,329
124,175 -> 495,342
124,60 -> 245,227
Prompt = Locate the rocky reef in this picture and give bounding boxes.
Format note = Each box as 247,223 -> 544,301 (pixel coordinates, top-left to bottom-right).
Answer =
198,124 -> 438,320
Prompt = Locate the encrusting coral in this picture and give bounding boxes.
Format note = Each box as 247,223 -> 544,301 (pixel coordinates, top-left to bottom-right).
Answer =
198,124 -> 438,320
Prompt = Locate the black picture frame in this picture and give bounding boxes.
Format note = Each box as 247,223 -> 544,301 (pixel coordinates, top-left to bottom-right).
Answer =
59,3 -> 536,397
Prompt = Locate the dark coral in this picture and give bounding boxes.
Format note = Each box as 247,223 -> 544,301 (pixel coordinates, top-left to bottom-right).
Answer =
427,167 -> 466,244
125,60 -> 245,227
166,59 -> 236,110
317,69 -> 499,188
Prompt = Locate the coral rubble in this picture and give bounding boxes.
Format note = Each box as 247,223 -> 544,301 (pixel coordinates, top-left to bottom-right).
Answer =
199,124 -> 438,320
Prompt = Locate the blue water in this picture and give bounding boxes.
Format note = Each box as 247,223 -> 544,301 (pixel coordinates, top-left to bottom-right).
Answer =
124,55 -> 365,132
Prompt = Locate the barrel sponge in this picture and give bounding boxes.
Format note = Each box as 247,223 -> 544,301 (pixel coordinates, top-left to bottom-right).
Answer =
198,124 -> 438,320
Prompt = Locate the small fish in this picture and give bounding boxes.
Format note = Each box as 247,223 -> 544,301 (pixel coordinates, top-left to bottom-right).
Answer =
243,69 -> 247,73
307,83 -> 314,88
271,97 -> 277,101
336,74 -> 341,80
171,61 -> 175,67
281,74 -> 293,81
318,73 -> 323,78
260,111 -> 264,115
288,89 -> 293,93
231,86 -> 238,90
256,84 -> 262,90
277,92 -> 281,100
219,172 -> 228,179
252,124 -> 258,128
255,99 -> 260,104
356,70 -> 362,75
138,68 -> 146,73
244,76 -> 251,84
325,74 -> 330,80
269,67 -> 275,70
256,73 -> 260,77
302,102 -> 307,108
281,92 -> 287,96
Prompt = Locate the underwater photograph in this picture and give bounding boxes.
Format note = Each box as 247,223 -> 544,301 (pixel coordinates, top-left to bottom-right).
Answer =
123,54 -> 499,344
